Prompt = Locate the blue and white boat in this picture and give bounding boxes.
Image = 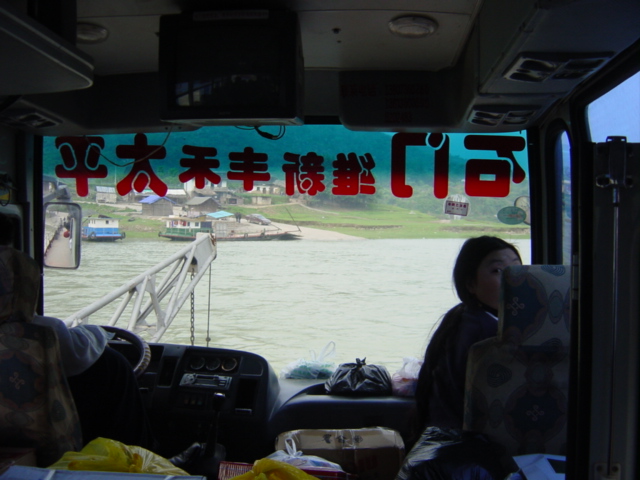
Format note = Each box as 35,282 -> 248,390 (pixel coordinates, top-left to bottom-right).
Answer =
82,215 -> 125,241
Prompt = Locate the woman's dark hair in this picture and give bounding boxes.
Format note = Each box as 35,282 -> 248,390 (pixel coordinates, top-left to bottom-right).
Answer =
452,236 -> 521,307
412,236 -> 521,437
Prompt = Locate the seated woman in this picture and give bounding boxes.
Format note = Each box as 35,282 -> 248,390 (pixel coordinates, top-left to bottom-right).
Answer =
414,236 -> 522,433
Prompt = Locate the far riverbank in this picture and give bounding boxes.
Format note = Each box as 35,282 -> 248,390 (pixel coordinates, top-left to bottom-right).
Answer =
77,200 -> 530,241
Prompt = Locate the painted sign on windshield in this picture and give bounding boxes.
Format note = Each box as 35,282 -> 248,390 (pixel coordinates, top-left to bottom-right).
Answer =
47,126 -> 528,201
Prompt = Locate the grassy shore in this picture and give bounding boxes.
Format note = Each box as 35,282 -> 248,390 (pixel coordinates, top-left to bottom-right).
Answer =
78,201 -> 530,241
260,203 -> 530,240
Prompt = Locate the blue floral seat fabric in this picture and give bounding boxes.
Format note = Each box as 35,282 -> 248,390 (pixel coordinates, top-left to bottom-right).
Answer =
0,322 -> 83,466
0,246 -> 82,466
463,265 -> 571,456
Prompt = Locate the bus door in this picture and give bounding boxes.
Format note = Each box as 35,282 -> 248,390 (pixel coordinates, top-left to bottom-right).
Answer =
571,71 -> 639,480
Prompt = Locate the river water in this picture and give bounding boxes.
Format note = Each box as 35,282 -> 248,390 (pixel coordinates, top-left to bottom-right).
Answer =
43,238 -> 530,375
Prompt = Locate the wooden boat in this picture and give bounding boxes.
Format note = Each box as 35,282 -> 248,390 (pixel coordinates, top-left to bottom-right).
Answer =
217,230 -> 301,241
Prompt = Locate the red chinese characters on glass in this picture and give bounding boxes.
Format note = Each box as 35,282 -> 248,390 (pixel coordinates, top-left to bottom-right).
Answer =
54,137 -> 108,197
283,152 -> 326,195
391,133 -> 449,199
332,152 -> 376,195
53,132 -> 527,200
116,133 -> 168,197
178,145 -> 221,189
463,135 -> 526,197
464,159 -> 511,197
227,147 -> 270,190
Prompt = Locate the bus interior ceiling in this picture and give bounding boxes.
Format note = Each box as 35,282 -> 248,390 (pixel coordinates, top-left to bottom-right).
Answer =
0,0 -> 638,136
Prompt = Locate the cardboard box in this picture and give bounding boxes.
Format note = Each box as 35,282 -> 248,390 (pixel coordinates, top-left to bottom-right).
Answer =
218,461 -> 357,480
275,428 -> 405,480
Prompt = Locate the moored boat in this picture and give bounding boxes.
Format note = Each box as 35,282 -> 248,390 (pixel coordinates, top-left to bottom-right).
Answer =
82,215 -> 125,241
218,230 -> 301,241
159,214 -> 301,241
158,215 -> 214,241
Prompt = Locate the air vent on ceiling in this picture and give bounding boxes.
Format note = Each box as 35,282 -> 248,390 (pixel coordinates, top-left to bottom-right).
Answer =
503,52 -> 612,83
0,109 -> 61,129
468,106 -> 538,127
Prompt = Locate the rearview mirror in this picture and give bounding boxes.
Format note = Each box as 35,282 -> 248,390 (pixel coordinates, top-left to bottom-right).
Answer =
44,202 -> 81,269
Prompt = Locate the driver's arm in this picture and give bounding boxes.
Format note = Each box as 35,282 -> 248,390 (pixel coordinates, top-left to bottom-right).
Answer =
32,314 -> 109,377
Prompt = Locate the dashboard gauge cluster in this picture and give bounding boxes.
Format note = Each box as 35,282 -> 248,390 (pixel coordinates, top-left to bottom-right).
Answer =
187,354 -> 239,374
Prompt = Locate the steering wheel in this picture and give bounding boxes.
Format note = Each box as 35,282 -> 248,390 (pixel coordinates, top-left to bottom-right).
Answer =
101,325 -> 151,378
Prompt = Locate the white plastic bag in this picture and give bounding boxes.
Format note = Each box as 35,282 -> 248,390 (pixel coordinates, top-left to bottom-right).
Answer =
267,437 -> 343,470
280,342 -> 337,379
391,357 -> 423,397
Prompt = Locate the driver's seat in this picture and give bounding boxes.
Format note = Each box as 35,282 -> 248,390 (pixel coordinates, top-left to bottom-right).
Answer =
0,246 -> 83,466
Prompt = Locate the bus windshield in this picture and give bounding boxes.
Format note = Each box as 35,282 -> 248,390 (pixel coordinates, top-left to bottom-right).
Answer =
42,125 -> 530,373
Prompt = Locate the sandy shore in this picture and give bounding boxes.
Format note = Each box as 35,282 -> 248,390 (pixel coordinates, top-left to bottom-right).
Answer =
268,222 -> 365,241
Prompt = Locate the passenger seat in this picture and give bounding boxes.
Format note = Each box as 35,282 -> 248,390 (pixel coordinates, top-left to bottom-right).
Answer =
463,264 -> 571,456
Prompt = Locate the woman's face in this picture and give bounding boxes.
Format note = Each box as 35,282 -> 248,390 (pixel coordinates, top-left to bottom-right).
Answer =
467,248 -> 522,311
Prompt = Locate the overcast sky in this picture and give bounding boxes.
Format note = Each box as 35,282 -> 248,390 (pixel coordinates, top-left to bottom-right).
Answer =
588,71 -> 640,143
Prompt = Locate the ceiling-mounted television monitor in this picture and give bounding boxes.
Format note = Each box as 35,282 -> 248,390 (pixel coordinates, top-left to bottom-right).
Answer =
159,10 -> 303,126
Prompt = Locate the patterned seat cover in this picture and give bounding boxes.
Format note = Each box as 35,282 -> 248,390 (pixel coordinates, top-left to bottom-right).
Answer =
463,265 -> 571,455
0,246 -> 82,466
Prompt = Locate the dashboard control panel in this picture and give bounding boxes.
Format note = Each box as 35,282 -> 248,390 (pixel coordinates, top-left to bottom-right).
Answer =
179,373 -> 232,390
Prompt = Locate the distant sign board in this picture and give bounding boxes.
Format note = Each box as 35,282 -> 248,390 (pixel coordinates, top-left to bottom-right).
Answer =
497,206 -> 526,225
444,200 -> 469,216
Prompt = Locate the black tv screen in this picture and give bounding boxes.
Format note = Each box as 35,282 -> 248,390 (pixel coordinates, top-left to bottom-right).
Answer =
159,10 -> 303,126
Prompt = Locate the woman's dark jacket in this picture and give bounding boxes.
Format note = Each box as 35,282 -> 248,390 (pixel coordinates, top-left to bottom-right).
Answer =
415,306 -> 498,430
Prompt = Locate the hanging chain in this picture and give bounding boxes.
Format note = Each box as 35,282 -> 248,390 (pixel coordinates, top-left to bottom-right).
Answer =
206,264 -> 212,347
190,271 -> 195,346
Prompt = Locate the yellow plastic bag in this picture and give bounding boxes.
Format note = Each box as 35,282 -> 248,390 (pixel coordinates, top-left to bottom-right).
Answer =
231,458 -> 320,480
48,437 -> 190,476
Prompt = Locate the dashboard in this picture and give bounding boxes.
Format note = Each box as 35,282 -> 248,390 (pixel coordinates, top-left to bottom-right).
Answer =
110,341 -> 415,463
